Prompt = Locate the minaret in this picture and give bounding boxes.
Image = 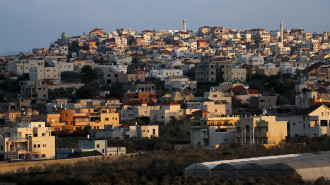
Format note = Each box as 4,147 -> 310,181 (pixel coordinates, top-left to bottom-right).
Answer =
183,19 -> 187,32
280,21 -> 284,45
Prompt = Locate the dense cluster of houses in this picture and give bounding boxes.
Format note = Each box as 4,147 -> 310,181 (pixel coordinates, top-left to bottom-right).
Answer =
0,21 -> 329,160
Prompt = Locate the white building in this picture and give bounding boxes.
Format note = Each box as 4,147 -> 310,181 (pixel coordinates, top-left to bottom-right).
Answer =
29,65 -> 61,84
164,76 -> 197,90
148,69 -> 183,80
150,102 -> 181,124
277,104 -> 330,138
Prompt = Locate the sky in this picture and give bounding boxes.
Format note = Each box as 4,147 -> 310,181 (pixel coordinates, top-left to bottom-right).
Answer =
0,0 -> 329,55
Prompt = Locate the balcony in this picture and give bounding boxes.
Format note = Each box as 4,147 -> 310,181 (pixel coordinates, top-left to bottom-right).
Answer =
7,147 -> 29,154
8,137 -> 29,142
50,122 -> 66,127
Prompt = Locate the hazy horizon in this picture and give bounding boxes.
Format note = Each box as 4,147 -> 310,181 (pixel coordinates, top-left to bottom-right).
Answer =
1,0 -> 329,54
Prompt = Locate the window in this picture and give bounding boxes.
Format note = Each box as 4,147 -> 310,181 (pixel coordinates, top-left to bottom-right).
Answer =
97,144 -> 100,148
0,145 -> 2,150
321,120 -> 328,127
42,154 -> 46,158
43,144 -> 46,147
38,144 -> 40,148
42,133 -> 45,136
102,149 -> 105,153
34,144 -> 36,148
34,155 -> 39,158
105,118 -> 109,121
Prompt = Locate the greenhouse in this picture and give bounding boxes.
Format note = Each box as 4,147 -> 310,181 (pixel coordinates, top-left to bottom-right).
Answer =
185,151 -> 330,181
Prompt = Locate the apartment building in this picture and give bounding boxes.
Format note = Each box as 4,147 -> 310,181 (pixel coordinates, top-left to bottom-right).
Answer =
277,104 -> 330,138
29,65 -> 61,84
234,116 -> 287,145
120,102 -> 160,121
150,102 -> 181,124
0,122 -> 55,160
120,70 -> 147,83
164,75 -> 197,90
7,57 -> 45,76
47,108 -> 120,133
186,110 -> 240,147
123,92 -> 157,104
57,139 -> 126,159
94,66 -> 124,86
90,125 -> 159,139
20,81 -> 48,104
148,69 -> 183,80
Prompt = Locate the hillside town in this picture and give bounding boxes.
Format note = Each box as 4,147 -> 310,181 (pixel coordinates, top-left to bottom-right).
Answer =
0,20 -> 329,167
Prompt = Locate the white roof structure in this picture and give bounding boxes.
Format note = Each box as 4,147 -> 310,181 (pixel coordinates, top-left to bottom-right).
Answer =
185,151 -> 330,181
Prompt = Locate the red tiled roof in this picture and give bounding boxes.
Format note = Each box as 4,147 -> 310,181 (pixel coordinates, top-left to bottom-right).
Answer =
121,124 -> 130,128
198,40 -> 208,42
177,31 -> 188,34
241,64 -> 254,69
124,100 -> 141,105
107,98 -> 120,100
316,87 -> 327,92
228,85 -> 246,93
161,50 -> 172,55
192,110 -> 210,114
247,88 -> 259,94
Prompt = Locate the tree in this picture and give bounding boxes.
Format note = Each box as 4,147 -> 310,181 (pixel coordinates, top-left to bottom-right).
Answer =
84,125 -> 91,132
68,41 -> 79,58
215,66 -> 224,84
81,66 -> 96,83
75,84 -> 97,99
128,57 -> 145,71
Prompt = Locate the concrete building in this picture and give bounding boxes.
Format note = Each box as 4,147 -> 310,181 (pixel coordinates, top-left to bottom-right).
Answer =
47,108 -> 120,133
124,91 -> 157,104
150,102 -> 181,124
148,69 -> 183,80
250,96 -> 278,109
94,66 -> 124,86
255,65 -> 278,76
277,104 -> 330,138
186,110 -> 240,148
56,139 -> 126,159
0,122 -> 55,160
234,116 -> 287,145
120,102 -> 160,121
20,81 -> 48,104
164,75 -> 197,90
29,65 -> 61,84
90,125 -> 159,139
